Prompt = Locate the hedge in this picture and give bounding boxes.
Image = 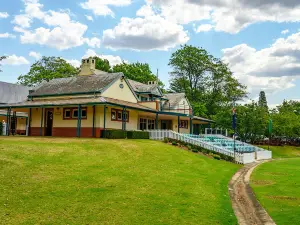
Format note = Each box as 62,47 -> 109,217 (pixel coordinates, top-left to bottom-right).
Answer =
167,138 -> 235,163
103,130 -> 150,139
103,130 -> 127,139
127,131 -> 149,139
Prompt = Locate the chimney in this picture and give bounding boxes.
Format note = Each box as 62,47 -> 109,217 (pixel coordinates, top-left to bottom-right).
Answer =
148,81 -> 157,85
78,57 -> 96,76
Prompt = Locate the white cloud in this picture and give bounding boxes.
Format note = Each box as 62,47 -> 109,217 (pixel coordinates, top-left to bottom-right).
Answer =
84,37 -> 101,48
85,15 -> 93,21
2,55 -> 30,65
0,12 -> 9,19
102,11 -> 189,51
222,32 -> 300,97
66,59 -> 81,68
148,0 -> 300,34
29,51 -> 41,60
83,49 -> 126,66
13,0 -> 97,50
80,0 -> 131,17
281,29 -> 289,34
194,24 -> 213,33
0,33 -> 16,38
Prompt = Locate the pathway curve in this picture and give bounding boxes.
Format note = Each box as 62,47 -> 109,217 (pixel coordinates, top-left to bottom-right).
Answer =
228,161 -> 276,225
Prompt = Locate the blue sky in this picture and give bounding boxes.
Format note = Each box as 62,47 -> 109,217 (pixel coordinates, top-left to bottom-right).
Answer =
1,0 -> 300,107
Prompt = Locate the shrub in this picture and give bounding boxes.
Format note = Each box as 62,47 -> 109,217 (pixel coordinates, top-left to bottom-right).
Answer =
213,154 -> 221,160
192,149 -> 198,153
187,145 -> 192,150
127,131 -> 149,139
172,141 -> 178,146
163,137 -> 169,143
104,130 -> 127,139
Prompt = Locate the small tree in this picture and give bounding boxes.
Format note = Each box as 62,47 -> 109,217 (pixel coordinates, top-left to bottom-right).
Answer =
18,56 -> 79,87
258,91 -> 268,111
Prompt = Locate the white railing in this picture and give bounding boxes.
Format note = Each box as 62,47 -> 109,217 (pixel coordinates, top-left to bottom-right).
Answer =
149,130 -> 249,164
1,122 -> 6,136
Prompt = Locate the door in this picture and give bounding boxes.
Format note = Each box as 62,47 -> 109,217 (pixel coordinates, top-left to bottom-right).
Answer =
161,120 -> 172,130
45,109 -> 53,136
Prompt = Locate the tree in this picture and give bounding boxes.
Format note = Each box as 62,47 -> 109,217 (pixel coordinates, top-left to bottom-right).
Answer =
0,56 -> 7,72
258,91 -> 268,111
18,56 -> 79,87
169,45 -> 247,117
112,62 -> 161,85
94,57 -> 111,72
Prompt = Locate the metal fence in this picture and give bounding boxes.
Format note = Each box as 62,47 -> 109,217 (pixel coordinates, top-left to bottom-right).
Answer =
148,130 -> 272,164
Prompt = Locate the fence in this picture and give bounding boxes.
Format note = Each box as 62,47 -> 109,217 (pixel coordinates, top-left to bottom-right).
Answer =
148,130 -> 272,164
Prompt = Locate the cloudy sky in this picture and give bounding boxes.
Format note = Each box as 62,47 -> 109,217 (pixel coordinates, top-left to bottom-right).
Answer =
1,0 -> 300,106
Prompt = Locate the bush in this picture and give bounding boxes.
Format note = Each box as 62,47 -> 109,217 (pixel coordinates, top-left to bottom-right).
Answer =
213,154 -> 221,160
163,137 -> 169,143
172,141 -> 178,146
187,145 -> 192,150
192,149 -> 198,153
127,131 -> 149,139
104,130 -> 127,139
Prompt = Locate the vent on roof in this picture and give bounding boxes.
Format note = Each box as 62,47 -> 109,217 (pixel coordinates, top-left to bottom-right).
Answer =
148,81 -> 157,85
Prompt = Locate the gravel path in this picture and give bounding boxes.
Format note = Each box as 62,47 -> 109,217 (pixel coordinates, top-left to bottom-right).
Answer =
229,161 -> 276,225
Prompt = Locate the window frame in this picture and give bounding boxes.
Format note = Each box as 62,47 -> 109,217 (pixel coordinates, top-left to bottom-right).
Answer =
63,107 -> 87,120
111,108 -> 129,122
179,120 -> 188,129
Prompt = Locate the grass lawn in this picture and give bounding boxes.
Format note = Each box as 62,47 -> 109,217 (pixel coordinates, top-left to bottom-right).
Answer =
0,137 -> 240,225
259,145 -> 300,158
252,145 -> 300,224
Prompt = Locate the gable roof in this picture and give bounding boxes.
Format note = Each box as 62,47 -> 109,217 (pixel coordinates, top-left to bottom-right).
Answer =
30,70 -> 123,97
128,79 -> 162,97
163,93 -> 186,109
0,81 -> 30,104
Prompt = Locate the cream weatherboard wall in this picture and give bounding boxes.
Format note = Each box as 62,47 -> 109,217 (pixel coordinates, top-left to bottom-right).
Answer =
101,78 -> 137,103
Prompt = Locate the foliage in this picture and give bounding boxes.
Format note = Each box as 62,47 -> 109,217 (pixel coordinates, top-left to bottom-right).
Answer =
127,131 -> 149,139
172,141 -> 177,146
213,154 -> 221,160
163,137 -> 169,143
168,45 -> 247,117
0,56 -> 7,72
251,158 -> 300,225
104,130 -> 127,139
258,91 -> 268,111
113,62 -> 164,89
0,137 -> 240,224
18,56 -> 79,87
94,57 -> 111,72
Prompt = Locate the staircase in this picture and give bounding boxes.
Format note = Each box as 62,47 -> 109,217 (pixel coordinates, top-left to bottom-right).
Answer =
148,130 -> 272,164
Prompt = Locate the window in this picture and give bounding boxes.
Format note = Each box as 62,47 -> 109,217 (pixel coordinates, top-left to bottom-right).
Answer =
63,107 -> 87,120
111,108 -> 129,122
179,120 -> 188,129
139,118 -> 155,130
139,118 -> 147,130
64,109 -> 71,119
148,119 -> 155,130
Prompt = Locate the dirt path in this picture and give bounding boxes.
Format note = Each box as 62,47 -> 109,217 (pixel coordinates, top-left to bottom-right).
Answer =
229,161 -> 276,225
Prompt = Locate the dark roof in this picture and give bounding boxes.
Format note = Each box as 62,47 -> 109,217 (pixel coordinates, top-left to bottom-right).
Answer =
163,93 -> 186,109
193,116 -> 214,123
128,79 -> 162,96
0,96 -> 156,112
30,70 -> 123,97
0,81 -> 30,104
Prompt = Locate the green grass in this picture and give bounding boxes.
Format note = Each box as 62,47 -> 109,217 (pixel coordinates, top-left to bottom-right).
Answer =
0,137 -> 240,225
259,145 -> 300,158
252,145 -> 300,224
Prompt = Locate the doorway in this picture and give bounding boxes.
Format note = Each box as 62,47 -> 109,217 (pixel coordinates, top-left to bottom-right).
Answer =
161,120 -> 172,130
45,109 -> 53,136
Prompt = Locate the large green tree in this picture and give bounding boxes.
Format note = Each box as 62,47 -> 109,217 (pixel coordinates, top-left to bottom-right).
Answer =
258,91 -> 268,111
112,62 -> 162,86
18,56 -> 79,86
169,45 -> 247,117
94,57 -> 111,72
0,56 -> 7,72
